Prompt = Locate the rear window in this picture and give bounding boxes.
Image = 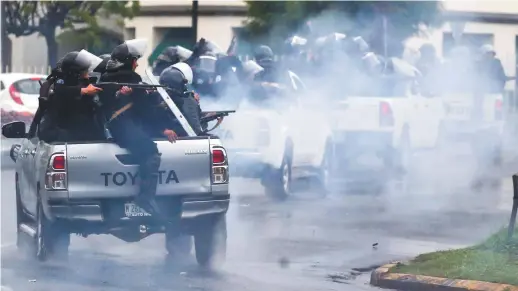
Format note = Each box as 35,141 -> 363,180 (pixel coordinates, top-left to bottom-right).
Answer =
14,78 -> 43,94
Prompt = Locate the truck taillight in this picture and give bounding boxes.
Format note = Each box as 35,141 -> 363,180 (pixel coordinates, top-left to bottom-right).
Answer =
52,155 -> 65,170
379,101 -> 394,127
211,146 -> 228,184
46,153 -> 67,190
495,99 -> 503,120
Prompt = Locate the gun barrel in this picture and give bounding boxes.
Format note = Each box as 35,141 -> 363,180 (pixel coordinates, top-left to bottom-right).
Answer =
96,82 -> 168,89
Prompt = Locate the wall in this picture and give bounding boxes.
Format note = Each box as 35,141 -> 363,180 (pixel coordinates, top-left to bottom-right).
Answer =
125,14 -> 246,74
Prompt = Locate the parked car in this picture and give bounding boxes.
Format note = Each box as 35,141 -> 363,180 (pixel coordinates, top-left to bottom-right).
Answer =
0,73 -> 46,125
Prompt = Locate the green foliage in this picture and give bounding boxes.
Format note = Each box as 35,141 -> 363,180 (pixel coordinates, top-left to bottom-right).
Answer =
3,1 -> 140,65
392,228 -> 518,286
244,1 -> 444,54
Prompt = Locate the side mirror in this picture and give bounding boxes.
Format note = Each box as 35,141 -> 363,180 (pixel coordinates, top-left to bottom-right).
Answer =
2,121 -> 27,139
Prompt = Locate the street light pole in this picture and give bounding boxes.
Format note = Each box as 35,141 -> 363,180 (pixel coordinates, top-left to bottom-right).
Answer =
192,0 -> 199,45
508,175 -> 518,241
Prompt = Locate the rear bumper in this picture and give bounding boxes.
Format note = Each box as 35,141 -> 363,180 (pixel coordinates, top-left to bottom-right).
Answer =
48,195 -> 230,222
440,120 -> 504,141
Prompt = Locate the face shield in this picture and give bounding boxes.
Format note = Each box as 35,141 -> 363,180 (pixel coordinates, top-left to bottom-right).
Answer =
242,60 -> 264,80
196,55 -> 217,73
172,62 -> 193,85
176,46 -> 193,61
77,49 -> 103,73
125,38 -> 148,58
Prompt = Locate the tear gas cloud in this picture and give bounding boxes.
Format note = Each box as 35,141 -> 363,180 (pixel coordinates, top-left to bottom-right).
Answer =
209,6 -> 514,214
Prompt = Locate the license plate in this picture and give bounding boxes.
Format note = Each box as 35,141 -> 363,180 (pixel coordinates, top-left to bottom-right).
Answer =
124,203 -> 152,217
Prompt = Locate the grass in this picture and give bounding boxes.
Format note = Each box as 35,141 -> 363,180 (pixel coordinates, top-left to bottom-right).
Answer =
391,228 -> 518,286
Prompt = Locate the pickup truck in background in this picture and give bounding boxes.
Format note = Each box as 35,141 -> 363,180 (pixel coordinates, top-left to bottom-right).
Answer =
2,71 -> 230,268
330,58 -> 444,192
217,71 -> 334,200
436,92 -> 505,188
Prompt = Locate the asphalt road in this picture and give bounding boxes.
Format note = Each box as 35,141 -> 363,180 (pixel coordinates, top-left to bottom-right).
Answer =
0,143 -> 513,291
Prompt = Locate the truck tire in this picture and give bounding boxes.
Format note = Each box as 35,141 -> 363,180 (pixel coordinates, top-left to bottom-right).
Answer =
34,197 -> 70,262
194,214 -> 227,269
15,177 -> 32,253
315,142 -> 334,196
264,149 -> 293,201
165,233 -> 193,261
393,129 -> 411,193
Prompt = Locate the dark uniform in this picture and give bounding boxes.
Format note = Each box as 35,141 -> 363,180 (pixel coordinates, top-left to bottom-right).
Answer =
159,65 -> 204,135
99,39 -> 175,217
39,50 -> 103,142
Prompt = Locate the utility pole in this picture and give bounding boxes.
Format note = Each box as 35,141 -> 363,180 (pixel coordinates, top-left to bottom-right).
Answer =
191,0 -> 198,46
1,1 -> 12,72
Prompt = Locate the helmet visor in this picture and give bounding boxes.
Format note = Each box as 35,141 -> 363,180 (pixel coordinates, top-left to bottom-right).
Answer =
125,38 -> 148,58
172,62 -> 193,85
197,56 -> 217,73
176,46 -> 193,61
76,49 -> 103,73
242,60 -> 264,77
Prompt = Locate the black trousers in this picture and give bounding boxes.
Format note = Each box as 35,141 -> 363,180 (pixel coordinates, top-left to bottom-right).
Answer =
108,111 -> 161,199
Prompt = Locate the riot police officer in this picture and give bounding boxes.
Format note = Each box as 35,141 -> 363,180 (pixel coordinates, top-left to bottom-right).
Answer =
159,63 -> 204,135
99,39 -> 178,218
39,50 -> 103,142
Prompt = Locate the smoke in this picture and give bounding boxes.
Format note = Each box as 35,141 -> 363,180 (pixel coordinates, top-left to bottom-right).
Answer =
206,7 -> 514,215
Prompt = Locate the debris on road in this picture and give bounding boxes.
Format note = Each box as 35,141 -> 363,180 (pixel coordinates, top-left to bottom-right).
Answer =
278,256 -> 290,268
327,271 -> 359,283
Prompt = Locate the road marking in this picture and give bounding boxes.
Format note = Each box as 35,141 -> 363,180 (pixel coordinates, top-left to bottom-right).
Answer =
1,286 -> 14,291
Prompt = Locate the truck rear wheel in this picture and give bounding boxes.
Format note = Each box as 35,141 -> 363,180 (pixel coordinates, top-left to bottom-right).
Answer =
33,198 -> 70,262
263,152 -> 292,200
194,214 -> 227,269
165,232 -> 193,262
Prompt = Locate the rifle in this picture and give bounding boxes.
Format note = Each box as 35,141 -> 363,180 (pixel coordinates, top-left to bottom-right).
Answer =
200,110 -> 236,123
95,82 -> 169,90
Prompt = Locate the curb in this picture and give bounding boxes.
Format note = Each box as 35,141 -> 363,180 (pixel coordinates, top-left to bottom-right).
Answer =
370,263 -> 518,291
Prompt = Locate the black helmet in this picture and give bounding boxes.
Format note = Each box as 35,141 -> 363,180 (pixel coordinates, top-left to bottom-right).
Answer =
107,39 -> 148,71
60,51 -> 89,74
93,54 -> 111,73
159,66 -> 188,95
254,45 -> 274,62
61,49 -> 100,75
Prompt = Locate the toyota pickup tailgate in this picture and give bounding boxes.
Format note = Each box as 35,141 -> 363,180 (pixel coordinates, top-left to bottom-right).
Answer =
332,97 -> 384,131
65,137 -> 217,199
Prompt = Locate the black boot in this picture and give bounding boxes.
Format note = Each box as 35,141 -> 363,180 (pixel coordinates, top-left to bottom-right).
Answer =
134,153 -> 164,219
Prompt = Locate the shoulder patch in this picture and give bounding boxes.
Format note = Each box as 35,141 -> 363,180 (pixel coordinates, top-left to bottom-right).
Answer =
56,79 -> 64,84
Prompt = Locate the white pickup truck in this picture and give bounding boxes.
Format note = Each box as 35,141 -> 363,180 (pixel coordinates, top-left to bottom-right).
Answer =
436,91 -> 505,187
330,58 -> 444,190
216,71 -> 334,200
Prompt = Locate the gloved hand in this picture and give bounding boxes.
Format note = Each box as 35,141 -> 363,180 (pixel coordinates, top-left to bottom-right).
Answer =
81,84 -> 103,95
163,129 -> 178,143
118,86 -> 133,95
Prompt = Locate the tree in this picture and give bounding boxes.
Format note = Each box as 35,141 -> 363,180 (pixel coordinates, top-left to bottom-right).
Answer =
244,1 -> 444,56
3,1 -> 139,67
